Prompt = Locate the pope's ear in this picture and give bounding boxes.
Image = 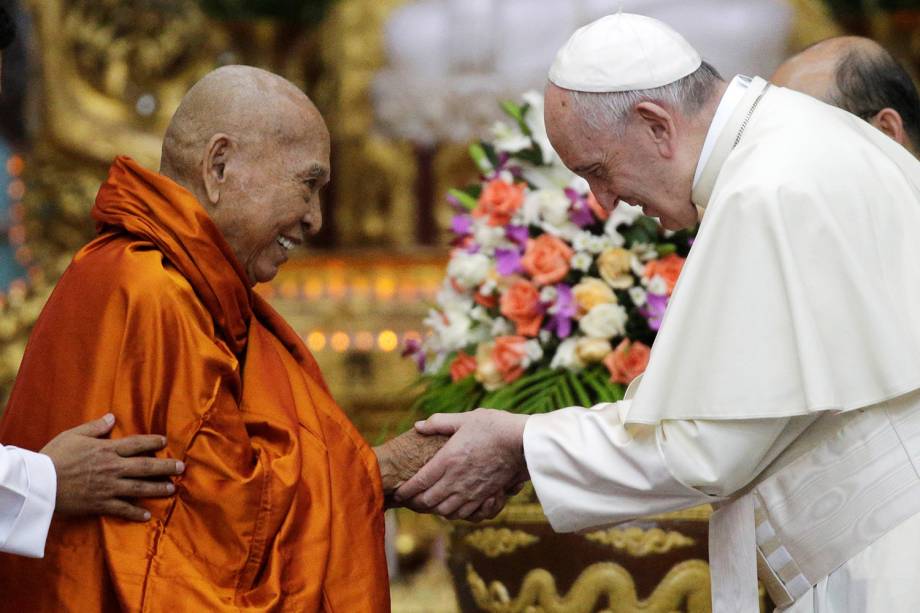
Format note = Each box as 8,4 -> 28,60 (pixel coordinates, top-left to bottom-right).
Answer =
871,108 -> 909,148
634,102 -> 676,158
202,133 -> 233,205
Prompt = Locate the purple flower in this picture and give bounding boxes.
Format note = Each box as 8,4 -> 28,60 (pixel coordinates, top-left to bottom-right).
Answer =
495,248 -> 523,275
451,214 -> 473,237
545,284 -> 576,338
506,225 -> 529,248
570,200 -> 595,227
401,338 -> 426,372
640,293 -> 669,331
564,187 -> 594,227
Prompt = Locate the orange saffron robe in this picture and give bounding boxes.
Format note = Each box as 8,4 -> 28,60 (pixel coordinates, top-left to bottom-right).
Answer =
0,157 -> 390,611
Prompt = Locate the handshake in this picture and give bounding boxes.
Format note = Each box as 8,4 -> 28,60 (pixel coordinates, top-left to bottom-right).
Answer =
373,409 -> 531,522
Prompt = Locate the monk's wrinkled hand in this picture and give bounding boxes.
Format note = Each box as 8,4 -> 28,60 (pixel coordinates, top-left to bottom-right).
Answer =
40,413 -> 185,522
393,408 -> 530,521
374,429 -> 449,507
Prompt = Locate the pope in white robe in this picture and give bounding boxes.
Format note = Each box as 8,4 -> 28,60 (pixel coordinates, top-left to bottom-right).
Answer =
398,13 -> 920,613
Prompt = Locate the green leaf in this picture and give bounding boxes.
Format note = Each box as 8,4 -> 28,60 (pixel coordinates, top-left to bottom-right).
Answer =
500,100 -> 524,124
656,243 -> 677,256
468,143 -> 493,173
448,188 -> 478,211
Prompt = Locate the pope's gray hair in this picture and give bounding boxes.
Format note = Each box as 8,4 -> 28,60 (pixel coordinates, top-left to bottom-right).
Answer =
568,61 -> 723,133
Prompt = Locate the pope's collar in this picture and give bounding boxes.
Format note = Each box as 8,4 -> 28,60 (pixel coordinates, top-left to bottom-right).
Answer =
691,75 -> 770,208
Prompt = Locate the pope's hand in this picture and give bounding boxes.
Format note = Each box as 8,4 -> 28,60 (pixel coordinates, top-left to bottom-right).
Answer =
40,414 -> 185,522
394,408 -> 530,521
374,429 -> 448,507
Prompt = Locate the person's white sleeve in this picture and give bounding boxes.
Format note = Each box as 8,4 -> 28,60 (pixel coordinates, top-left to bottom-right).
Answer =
524,400 -> 816,533
0,445 -> 57,558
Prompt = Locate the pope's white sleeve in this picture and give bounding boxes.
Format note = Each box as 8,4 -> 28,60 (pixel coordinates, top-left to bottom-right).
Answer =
524,400 -> 815,533
0,445 -> 57,558
524,400 -> 712,532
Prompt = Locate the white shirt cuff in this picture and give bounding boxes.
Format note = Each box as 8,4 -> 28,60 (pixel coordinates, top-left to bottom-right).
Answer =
0,448 -> 56,558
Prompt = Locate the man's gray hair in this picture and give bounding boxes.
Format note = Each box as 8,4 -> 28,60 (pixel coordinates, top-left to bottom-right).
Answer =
568,61 -> 723,133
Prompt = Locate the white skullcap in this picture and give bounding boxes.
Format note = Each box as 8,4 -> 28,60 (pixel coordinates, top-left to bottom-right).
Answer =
549,13 -> 702,93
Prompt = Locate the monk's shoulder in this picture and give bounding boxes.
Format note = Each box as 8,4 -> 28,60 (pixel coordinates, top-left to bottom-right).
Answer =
69,234 -> 211,327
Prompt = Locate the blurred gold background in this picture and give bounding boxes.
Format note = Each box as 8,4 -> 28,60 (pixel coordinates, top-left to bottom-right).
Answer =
0,0 -> 915,611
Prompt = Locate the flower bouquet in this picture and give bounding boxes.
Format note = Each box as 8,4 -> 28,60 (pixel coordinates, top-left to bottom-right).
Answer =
406,92 -> 695,416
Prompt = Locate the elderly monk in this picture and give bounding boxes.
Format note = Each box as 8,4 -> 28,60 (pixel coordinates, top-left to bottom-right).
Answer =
772,36 -> 920,155
0,65 -> 441,610
398,14 -> 920,613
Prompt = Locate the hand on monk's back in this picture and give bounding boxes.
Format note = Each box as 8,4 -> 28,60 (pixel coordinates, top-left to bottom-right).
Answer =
40,413 -> 185,521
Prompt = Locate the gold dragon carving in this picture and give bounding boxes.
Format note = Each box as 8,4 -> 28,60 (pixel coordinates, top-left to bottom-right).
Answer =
466,560 -> 712,613
464,528 -> 540,558
585,527 -> 695,557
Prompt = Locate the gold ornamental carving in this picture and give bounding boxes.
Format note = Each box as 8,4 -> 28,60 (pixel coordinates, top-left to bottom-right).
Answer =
464,528 -> 540,558
585,527 -> 695,557
466,560 -> 712,613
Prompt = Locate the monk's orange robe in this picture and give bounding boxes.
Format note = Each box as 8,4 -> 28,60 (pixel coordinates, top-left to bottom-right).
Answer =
0,156 -> 390,611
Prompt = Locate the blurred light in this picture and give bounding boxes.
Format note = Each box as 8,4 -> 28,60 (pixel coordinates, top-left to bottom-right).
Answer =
377,330 -> 398,352
303,277 -> 324,300
306,330 -> 327,352
280,279 -> 299,298
136,93 -> 157,117
6,155 -> 23,177
354,331 -> 374,351
374,275 -> 397,300
327,277 -> 347,300
8,225 -> 25,245
7,179 -> 25,200
330,331 -> 350,353
398,280 -> 417,301
350,276 -> 371,299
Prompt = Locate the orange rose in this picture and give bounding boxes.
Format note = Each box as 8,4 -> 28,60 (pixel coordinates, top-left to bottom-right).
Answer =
473,179 -> 525,227
587,192 -> 609,221
521,235 -> 574,286
603,339 -> 651,384
644,254 -> 685,295
492,335 -> 527,384
500,279 -> 543,337
450,351 -> 477,382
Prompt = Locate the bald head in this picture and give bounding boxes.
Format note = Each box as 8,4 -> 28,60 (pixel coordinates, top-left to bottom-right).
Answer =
772,37 -> 920,154
160,65 -> 331,285
161,65 -> 326,183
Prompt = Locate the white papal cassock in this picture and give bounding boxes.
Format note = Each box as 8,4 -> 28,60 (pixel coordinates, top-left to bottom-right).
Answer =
0,445 -> 55,557
525,75 -> 920,612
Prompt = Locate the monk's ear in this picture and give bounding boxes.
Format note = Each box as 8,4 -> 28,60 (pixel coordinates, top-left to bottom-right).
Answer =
871,108 -> 909,148
202,134 -> 233,205
634,102 -> 676,159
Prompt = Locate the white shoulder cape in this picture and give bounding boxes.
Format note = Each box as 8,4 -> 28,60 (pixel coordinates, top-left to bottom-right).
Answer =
626,79 -> 920,424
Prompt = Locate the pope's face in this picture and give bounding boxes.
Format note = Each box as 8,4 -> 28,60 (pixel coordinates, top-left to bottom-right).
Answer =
213,127 -> 330,286
544,85 -> 698,231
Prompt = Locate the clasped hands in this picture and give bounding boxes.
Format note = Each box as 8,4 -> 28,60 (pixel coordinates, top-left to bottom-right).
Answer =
374,409 -> 530,522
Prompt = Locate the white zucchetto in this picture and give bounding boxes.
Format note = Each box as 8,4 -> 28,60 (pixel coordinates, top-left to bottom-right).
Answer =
549,13 -> 702,93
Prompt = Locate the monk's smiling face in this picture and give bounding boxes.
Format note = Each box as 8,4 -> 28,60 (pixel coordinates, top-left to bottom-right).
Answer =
161,66 -> 331,286
210,104 -> 331,285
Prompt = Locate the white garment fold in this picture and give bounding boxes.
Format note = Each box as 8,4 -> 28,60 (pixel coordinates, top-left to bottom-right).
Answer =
0,445 -> 56,558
